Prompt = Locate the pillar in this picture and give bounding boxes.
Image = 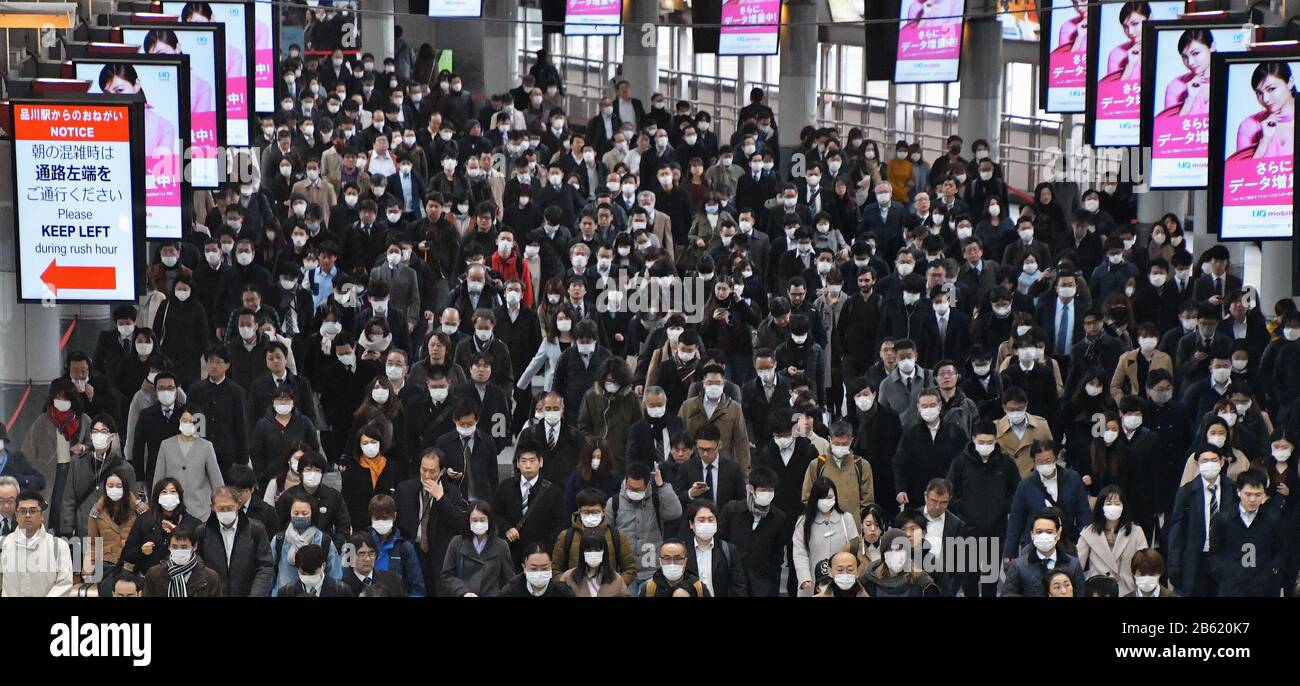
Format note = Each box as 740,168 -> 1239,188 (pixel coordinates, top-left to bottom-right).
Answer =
777,0 -> 817,173
957,0 -> 1003,154
482,0 -> 520,95
621,0 -> 659,103
359,0 -> 395,60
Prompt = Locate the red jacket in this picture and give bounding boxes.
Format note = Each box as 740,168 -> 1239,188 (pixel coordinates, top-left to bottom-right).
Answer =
491,250 -> 534,308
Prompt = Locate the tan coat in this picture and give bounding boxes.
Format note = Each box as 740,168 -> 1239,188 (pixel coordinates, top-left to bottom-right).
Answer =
994,413 -> 1054,478
1076,523 -> 1149,596
651,212 -> 677,260
1109,349 -> 1174,401
559,568 -> 629,597
1179,449 -> 1251,487
86,498 -> 140,568
801,453 -> 875,527
291,178 -> 339,224
678,395 -> 751,474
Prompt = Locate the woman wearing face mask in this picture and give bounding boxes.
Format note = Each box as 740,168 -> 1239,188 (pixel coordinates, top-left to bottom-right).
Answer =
856,503 -> 888,567
575,358 -> 641,474
885,140 -> 915,203
61,416 -> 136,539
1147,213 -> 1190,265
1081,414 -> 1144,507
347,379 -> 406,480
150,275 -> 210,388
1057,367 -> 1114,473
250,385 -> 322,487
1076,485 -> 1148,596
1225,383 -> 1272,454
262,443 -> 310,508
340,423 -> 398,531
518,304 -> 578,394
791,478 -> 860,597
1256,432 -> 1300,594
534,276 -> 567,338
409,332 -> 468,388
441,501 -> 514,597
906,143 -> 929,203
21,379 -> 91,534
685,192 -> 735,271
121,478 -> 201,575
860,527 -> 941,597
563,441 -> 619,514
85,467 -> 145,588
152,406 -> 224,521
1179,417 -> 1251,486
557,529 -> 629,597
1109,322 -> 1173,401
112,329 -> 159,407
1077,189 -> 1117,237
1030,182 -> 1068,247
271,493 -> 343,594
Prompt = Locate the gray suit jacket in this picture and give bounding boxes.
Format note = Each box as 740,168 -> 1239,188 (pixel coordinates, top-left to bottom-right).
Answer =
877,368 -> 937,417
368,263 -> 422,324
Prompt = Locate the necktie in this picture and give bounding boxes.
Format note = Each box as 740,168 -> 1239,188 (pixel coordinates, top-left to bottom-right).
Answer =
938,315 -> 947,340
462,438 -> 476,500
905,377 -> 912,393
522,481 -> 531,518
1208,484 -> 1219,518
547,426 -> 556,449
0,518 -> 9,536
705,463 -> 715,494
1056,303 -> 1070,355
362,577 -> 372,587
1214,276 -> 1222,295
122,338 -> 131,353
418,491 -> 432,552
1040,556 -> 1053,572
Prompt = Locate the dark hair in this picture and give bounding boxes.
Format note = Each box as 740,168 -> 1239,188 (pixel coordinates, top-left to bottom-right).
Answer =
575,487 -> 606,510
468,500 -> 498,538
294,543 -> 327,573
142,478 -> 185,529
575,529 -> 616,585
1089,485 -> 1135,537
685,498 -> 717,523
801,477 -> 841,546
114,571 -> 145,594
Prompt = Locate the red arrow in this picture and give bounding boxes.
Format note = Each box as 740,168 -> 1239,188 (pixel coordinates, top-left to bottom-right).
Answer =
40,260 -> 117,295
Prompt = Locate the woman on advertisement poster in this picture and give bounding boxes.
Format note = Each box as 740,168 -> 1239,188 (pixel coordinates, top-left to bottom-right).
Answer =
1104,2 -> 1152,83
142,29 -> 216,124
1160,29 -> 1214,118
1056,0 -> 1088,52
98,64 -> 176,174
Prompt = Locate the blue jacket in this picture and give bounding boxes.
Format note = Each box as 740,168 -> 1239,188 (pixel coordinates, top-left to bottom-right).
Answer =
1003,466 -> 1092,558
371,528 -> 426,597
271,530 -> 342,595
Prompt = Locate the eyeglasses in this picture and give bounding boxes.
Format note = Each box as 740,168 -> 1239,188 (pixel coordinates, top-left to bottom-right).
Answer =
355,550 -> 377,559
16,507 -> 43,517
659,555 -> 687,564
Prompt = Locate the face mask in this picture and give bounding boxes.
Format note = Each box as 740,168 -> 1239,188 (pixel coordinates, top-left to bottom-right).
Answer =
169,549 -> 193,566
832,573 -> 857,591
1085,383 -> 1103,397
158,493 -> 181,511
106,486 -> 124,502
1036,462 -> 1057,481
1273,447 -> 1292,462
1032,532 -> 1057,553
919,407 -> 941,424
156,389 -> 177,407
1019,229 -> 1034,243
577,342 -> 596,355
1057,286 -> 1076,299
367,519 -> 393,536
1135,575 -> 1160,594
371,387 -> 391,404
972,363 -> 991,377
580,513 -> 604,529
1211,368 -> 1232,385
337,352 -> 356,367
274,402 -> 294,416
236,252 -> 253,267
645,405 -> 666,419
1231,360 -> 1248,373
135,340 -> 155,356
884,550 -> 908,574
360,440 -> 383,458
300,470 -> 322,489
693,521 -> 717,541
1118,413 -> 1143,432
661,563 -> 685,582
1284,328 -> 1300,342
816,497 -> 836,514
902,292 -> 921,307
974,442 -> 995,457
179,422 -> 196,437
51,398 -> 72,413
1199,460 -> 1222,479
1103,430 -> 1119,445
1206,434 -> 1226,448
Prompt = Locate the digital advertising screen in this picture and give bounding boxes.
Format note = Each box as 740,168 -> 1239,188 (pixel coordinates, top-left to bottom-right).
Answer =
565,0 -> 621,36
894,0 -> 965,83
719,0 -> 781,57
1041,0 -> 1089,112
121,24 -> 225,188
999,0 -> 1040,41
162,1 -> 250,146
10,100 -> 145,303
428,0 -> 484,17
73,58 -> 189,240
254,0 -> 276,113
1143,22 -> 1250,188
1086,1 -> 1186,147
1208,52 -> 1299,241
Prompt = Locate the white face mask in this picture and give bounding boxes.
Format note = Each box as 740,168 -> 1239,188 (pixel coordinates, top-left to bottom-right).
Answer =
661,563 -> 685,582
1032,532 -> 1057,553
816,497 -> 836,514
1199,460 -> 1222,479
158,493 -> 181,511
833,573 -> 857,591
753,491 -> 775,507
1135,575 -> 1160,594
1103,504 -> 1123,521
1273,447 -> 1292,462
884,550 -> 908,574
646,405 -> 666,418
371,387 -> 390,404
854,395 -> 874,412
106,486 -> 124,502
178,422 -> 196,437
580,513 -> 604,528
1206,433 -> 1226,448
693,521 -> 717,541
302,471 -> 323,489
169,549 -> 193,566
1103,430 -> 1119,445
1035,462 -> 1056,479
371,519 -> 394,536
974,442 -> 995,457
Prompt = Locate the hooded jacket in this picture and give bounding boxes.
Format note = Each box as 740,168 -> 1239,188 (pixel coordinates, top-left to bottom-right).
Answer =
550,512 -> 639,587
946,443 -> 1020,534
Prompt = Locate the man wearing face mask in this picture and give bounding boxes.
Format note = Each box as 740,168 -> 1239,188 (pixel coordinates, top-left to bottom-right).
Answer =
1176,305 -> 1234,386
624,387 -> 688,468
1004,442 -> 1091,564
947,421 -> 1020,597
678,365 -> 751,475
198,486 -> 274,597
1167,449 -> 1237,596
999,508 -> 1085,597
927,134 -> 967,190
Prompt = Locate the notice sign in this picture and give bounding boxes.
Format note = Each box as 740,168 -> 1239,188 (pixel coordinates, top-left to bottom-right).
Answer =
12,102 -> 142,302
565,0 -> 621,36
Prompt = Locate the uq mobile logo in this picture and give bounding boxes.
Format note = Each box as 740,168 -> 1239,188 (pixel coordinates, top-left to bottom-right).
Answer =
49,617 -> 152,667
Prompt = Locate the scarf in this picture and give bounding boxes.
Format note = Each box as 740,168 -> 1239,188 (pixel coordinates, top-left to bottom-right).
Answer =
167,553 -> 200,597
359,454 -> 387,489
746,490 -> 770,520
49,407 -> 79,442
283,524 -> 320,565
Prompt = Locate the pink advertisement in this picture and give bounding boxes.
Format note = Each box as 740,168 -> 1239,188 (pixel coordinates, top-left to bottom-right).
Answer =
895,0 -> 965,83
565,0 -> 620,36
1217,59 -> 1297,240
1044,0 -> 1088,111
719,0 -> 780,57
1148,26 -> 1250,188
1091,1 -> 1184,146
165,1 -> 249,146
75,61 -> 186,239
254,0 -> 275,113
122,26 -> 222,189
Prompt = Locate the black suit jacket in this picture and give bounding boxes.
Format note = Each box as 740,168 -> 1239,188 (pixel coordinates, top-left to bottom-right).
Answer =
858,202 -> 907,253
434,429 -> 499,503
394,476 -> 469,578
450,382 -> 513,452
523,421 -> 584,486
1209,503 -> 1287,597
686,537 -> 749,597
740,377 -> 791,442
273,578 -> 355,597
1035,296 -> 1087,357
494,475 -> 569,565
625,417 -> 687,467
340,567 -> 407,596
92,330 -> 132,378
129,404 -> 181,483
718,500 -> 789,597
199,513 -> 275,597
1167,475 -> 1237,594
926,510 -> 969,597
674,455 -> 746,512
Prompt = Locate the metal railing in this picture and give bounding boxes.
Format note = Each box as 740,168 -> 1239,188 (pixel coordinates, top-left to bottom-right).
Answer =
520,49 -> 1069,190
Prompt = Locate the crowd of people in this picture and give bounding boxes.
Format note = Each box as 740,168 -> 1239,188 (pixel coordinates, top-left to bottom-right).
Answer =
2,31 -> 1299,599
